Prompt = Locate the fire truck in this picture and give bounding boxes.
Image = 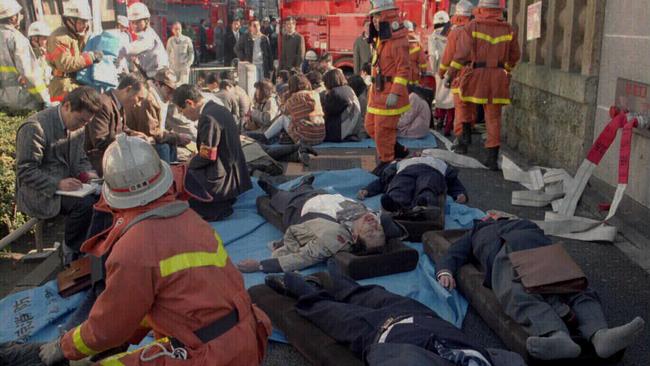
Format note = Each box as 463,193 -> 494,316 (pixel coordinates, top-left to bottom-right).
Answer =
278,0 -> 452,74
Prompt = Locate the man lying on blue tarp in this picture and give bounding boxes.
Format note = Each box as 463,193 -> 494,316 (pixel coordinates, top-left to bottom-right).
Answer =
264,259 -> 526,366
437,218 -> 645,360
357,153 -> 468,213
236,175 -> 406,273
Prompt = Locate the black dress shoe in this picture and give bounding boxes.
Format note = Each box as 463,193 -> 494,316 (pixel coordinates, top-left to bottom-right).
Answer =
265,274 -> 289,296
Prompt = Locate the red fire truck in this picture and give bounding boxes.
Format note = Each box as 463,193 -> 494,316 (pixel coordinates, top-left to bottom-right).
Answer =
278,0 -> 452,74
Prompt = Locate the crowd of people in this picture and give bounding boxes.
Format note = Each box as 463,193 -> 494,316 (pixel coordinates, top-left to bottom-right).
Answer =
0,0 -> 645,365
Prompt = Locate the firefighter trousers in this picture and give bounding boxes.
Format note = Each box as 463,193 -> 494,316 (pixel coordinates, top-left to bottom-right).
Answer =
455,99 -> 503,148
364,113 -> 399,163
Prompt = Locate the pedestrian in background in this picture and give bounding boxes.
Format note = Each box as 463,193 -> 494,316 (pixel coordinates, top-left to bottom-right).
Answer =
224,19 -> 241,66
166,21 -> 194,84
353,21 -> 371,75
236,20 -> 272,82
199,18 -> 209,62
213,19 -> 225,63
279,17 -> 305,72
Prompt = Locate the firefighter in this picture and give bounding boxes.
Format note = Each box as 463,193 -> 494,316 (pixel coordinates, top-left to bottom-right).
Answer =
127,2 -> 169,78
438,0 -> 474,152
46,0 -> 100,104
365,0 -> 412,167
447,0 -> 520,169
27,21 -> 53,91
38,134 -> 272,366
0,0 -> 50,110
403,20 -> 427,86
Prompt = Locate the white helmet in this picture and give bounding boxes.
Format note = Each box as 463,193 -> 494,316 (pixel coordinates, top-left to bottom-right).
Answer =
403,20 -> 414,31
127,3 -> 151,21
478,0 -> 502,9
117,15 -> 129,28
0,0 -> 22,20
28,21 -> 52,38
368,0 -> 398,16
102,134 -> 173,209
305,50 -> 318,61
63,0 -> 93,21
455,0 -> 475,17
433,11 -> 450,25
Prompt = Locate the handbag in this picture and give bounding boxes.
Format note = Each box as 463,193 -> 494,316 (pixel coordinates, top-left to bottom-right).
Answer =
508,243 -> 588,295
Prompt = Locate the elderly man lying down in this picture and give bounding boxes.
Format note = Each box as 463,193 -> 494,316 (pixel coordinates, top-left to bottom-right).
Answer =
436,218 -> 645,360
264,260 -> 526,366
237,175 -> 406,273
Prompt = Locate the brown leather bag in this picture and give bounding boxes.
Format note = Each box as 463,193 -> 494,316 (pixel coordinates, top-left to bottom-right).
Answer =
508,243 -> 588,295
57,256 -> 92,297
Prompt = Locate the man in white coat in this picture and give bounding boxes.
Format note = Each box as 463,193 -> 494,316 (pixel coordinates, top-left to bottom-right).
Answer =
166,21 -> 194,84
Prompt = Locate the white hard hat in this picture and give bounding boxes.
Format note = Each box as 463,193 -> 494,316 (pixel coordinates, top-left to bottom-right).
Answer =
368,0 -> 398,16
63,0 -> 93,21
433,11 -> 450,25
403,20 -> 414,31
102,134 -> 173,209
28,21 -> 52,37
117,15 -> 129,28
127,2 -> 151,21
478,0 -> 502,9
305,50 -> 318,61
455,0 -> 475,17
0,0 -> 22,20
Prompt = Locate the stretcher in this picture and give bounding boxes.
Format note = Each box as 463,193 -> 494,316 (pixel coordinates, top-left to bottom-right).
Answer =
422,230 -> 625,365
249,275 -> 363,366
256,196 -> 419,280
389,193 -> 446,242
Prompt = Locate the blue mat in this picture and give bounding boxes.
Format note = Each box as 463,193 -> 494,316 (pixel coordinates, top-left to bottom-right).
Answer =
0,169 -> 484,345
272,133 -> 438,149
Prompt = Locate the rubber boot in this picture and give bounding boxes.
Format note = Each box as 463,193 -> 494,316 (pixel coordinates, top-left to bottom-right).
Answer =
484,146 -> 500,171
452,123 -> 471,155
394,142 -> 410,160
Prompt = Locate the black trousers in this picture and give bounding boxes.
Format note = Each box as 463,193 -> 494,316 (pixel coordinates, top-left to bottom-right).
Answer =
59,194 -> 97,254
385,165 -> 446,209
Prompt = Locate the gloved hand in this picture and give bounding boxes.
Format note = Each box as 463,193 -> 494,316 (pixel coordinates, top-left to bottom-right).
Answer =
385,93 -> 399,108
39,339 -> 65,366
92,50 -> 104,63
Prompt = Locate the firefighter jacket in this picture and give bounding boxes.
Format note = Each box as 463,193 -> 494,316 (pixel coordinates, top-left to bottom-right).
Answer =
61,193 -> 272,365
46,25 -> 93,103
0,24 -> 49,110
127,27 -> 169,78
367,10 -> 411,117
438,15 -> 471,78
449,9 -> 521,105
33,46 -> 52,86
407,32 -> 428,85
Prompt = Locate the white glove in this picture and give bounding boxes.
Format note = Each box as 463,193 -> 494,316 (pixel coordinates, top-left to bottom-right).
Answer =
39,339 -> 65,366
385,93 -> 399,108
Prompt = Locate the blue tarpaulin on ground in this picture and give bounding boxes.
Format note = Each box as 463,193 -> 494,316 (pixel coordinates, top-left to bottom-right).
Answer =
272,133 -> 438,149
0,169 -> 484,345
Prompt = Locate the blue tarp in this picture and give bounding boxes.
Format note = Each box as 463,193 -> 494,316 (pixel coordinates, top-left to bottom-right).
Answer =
0,169 -> 485,345
272,133 -> 438,149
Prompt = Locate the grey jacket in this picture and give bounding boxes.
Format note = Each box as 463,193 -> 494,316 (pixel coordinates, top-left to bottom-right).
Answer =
15,107 -> 93,219
279,32 -> 305,71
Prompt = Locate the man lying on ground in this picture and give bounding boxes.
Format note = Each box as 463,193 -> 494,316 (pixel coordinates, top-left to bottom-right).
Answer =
264,259 -> 526,366
237,175 -> 406,273
437,218 -> 645,360
358,153 -> 467,213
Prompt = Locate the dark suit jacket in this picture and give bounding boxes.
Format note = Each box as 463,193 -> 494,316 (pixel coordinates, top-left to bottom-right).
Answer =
189,101 -> 252,202
235,33 -> 273,78
15,107 -> 94,218
224,29 -> 239,66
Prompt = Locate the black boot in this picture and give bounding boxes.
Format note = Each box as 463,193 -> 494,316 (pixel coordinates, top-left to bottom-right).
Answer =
246,131 -> 269,144
257,177 -> 278,196
298,143 -> 318,166
484,147 -> 500,171
394,142 -> 409,159
264,144 -> 300,161
452,123 -> 471,154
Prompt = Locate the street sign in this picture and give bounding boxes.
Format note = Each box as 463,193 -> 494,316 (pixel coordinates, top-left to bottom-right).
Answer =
615,78 -> 650,120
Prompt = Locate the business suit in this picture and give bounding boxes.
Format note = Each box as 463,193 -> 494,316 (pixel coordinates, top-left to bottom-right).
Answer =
224,28 -> 240,66
188,101 -> 252,220
15,106 -> 97,253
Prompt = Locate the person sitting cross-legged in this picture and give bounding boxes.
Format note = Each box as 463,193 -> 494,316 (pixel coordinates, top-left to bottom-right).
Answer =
264,259 -> 526,366
236,175 -> 406,273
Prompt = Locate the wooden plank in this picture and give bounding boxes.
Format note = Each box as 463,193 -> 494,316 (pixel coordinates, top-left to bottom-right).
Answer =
560,0 -> 578,72
581,0 -> 605,76
545,0 -> 559,68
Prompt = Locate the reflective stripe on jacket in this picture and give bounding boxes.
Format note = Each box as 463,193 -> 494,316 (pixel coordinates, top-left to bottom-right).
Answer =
46,26 -> 92,102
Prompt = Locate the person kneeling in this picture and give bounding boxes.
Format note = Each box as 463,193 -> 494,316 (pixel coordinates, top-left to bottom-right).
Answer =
237,175 -> 405,273
358,153 -> 467,213
38,135 -> 271,366
437,218 -> 645,360
264,260 -> 526,366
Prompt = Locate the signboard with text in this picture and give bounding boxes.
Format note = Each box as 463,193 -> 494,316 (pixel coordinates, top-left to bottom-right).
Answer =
615,78 -> 650,118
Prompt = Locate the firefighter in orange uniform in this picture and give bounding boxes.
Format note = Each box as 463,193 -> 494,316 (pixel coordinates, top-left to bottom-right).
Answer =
365,0 -> 412,167
404,20 -> 428,86
447,0 -> 520,170
438,0 -> 474,152
38,135 -> 271,366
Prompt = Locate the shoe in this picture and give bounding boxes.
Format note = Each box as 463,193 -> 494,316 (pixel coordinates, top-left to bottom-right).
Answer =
265,274 -> 290,296
394,142 -> 409,159
484,147 -> 500,171
246,131 -> 269,144
257,177 -> 278,196
452,138 -> 468,154
299,143 -> 318,156
278,132 -> 293,145
463,122 -> 472,145
298,148 -> 311,166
